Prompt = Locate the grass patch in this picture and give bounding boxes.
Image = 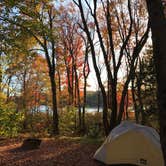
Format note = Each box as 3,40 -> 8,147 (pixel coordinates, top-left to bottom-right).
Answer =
57,135 -> 104,145
79,136 -> 104,145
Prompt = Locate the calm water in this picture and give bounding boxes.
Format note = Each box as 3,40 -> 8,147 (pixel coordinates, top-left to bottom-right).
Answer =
84,107 -> 102,113
37,105 -> 102,113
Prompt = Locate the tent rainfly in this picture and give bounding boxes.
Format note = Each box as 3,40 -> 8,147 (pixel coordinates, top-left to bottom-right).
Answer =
94,121 -> 164,166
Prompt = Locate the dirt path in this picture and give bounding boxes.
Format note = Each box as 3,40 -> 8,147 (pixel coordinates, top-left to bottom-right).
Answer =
0,138 -> 105,166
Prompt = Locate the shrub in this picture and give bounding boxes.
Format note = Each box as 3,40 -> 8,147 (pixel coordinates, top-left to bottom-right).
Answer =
85,112 -> 103,138
87,124 -> 101,138
0,93 -> 24,137
59,106 -> 77,135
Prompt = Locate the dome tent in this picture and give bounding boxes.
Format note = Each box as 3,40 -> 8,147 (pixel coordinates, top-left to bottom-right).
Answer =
94,121 -> 164,166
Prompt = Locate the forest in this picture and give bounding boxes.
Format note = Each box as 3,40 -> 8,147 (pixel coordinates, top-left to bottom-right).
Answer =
0,0 -> 166,166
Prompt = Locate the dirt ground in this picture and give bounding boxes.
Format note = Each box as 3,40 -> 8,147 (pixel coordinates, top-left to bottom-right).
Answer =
0,137 -> 105,166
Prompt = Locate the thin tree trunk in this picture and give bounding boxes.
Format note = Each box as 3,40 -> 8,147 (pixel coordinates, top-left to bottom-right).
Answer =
82,77 -> 87,132
136,74 -> 145,125
6,75 -> 12,103
82,45 -> 90,133
110,82 -> 118,131
22,69 -> 28,130
131,78 -> 139,123
107,78 -> 112,109
71,71 -> 74,106
97,88 -> 100,113
74,63 -> 82,131
64,55 -> 73,105
49,70 -> 59,135
76,0 -> 110,135
125,90 -> 129,120
117,24 -> 150,124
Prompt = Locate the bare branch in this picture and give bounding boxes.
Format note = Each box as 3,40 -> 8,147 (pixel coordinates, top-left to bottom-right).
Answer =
116,0 -> 133,73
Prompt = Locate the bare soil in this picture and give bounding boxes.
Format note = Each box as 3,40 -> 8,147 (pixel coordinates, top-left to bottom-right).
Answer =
0,137 -> 104,166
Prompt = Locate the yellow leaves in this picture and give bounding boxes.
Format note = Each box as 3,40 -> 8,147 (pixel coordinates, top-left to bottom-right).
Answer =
26,36 -> 37,49
0,92 -> 6,103
0,92 -> 16,111
35,3 -> 41,13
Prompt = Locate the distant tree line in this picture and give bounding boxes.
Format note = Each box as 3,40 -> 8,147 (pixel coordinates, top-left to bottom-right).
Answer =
86,91 -> 103,108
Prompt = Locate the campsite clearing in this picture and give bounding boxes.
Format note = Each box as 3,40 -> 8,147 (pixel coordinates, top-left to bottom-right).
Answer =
0,137 -> 104,166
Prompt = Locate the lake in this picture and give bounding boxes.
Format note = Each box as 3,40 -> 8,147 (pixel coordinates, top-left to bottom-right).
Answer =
36,105 -> 102,113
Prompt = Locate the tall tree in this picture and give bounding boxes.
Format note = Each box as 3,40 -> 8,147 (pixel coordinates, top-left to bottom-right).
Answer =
0,1 -> 60,135
131,45 -> 158,125
80,35 -> 90,133
73,0 -> 149,135
146,0 -> 166,163
58,4 -> 85,131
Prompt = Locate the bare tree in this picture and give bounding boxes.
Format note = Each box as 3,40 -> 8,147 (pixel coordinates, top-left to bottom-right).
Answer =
73,0 -> 149,135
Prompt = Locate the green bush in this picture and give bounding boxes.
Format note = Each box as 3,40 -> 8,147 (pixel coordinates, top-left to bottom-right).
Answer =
21,111 -> 52,137
87,124 -> 101,138
0,95 -> 24,137
59,106 -> 77,135
85,112 -> 103,138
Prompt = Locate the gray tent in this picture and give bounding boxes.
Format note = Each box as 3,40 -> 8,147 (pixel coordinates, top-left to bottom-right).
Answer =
94,121 -> 164,166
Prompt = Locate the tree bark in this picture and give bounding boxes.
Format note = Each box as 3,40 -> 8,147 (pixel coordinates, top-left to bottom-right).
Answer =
131,78 -> 139,123
46,8 -> 59,135
64,55 -> 73,105
146,0 -> 166,164
136,61 -> 145,125
22,69 -> 28,130
49,70 -> 59,135
57,69 -> 61,94
44,37 -> 59,135
82,44 -> 90,133
74,62 -> 82,130
76,0 -> 110,135
97,88 -> 101,113
82,77 -> 87,132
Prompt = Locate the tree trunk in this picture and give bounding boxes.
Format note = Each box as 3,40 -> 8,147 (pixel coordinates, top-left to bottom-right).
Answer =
77,0 -> 110,135
125,90 -> 129,120
146,0 -> 166,163
82,42 -> 90,133
22,69 -> 28,130
97,88 -> 100,113
6,75 -> 12,103
82,77 -> 86,133
136,74 -> 145,125
74,63 -> 82,131
131,78 -> 139,123
109,82 -> 118,131
107,78 -> 112,109
64,56 -> 73,105
49,70 -> 59,135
